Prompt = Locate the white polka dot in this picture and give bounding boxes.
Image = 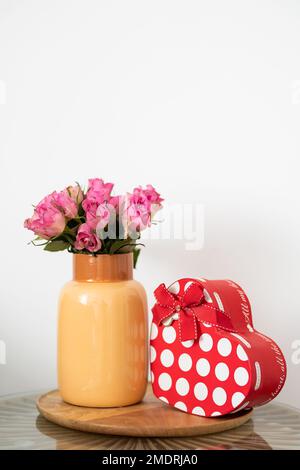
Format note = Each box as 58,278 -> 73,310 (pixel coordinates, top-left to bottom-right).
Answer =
237,344 -> 248,361
178,353 -> 193,372
162,326 -> 176,344
158,373 -> 172,391
215,362 -> 229,381
199,333 -> 213,352
160,349 -> 174,368
217,338 -> 232,357
196,358 -> 210,377
232,392 -> 245,408
174,401 -> 187,411
212,387 -> 227,406
194,382 -> 208,401
150,323 -> 158,340
168,281 -> 180,294
159,396 -> 169,404
211,411 -> 221,417
151,371 -> 154,383
232,401 -> 250,413
234,367 -> 249,386
176,378 -> 190,396
150,345 -> 156,363
192,406 -> 205,416
202,322 -> 212,327
182,339 -> 194,348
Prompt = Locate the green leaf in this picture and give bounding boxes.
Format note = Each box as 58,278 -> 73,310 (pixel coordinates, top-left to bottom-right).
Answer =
133,248 -> 141,269
59,232 -> 76,244
109,239 -> 133,254
30,239 -> 49,246
119,243 -> 145,253
101,238 -> 116,254
44,240 -> 70,252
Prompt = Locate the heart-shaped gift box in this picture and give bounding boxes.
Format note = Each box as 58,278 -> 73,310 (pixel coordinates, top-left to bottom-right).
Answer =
150,278 -> 286,417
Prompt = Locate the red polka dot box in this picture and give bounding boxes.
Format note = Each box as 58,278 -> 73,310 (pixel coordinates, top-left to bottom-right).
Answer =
150,278 -> 286,417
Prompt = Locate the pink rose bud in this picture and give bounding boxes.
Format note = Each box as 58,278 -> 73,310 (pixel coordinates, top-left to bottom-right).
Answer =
74,223 -> 101,252
66,184 -> 83,204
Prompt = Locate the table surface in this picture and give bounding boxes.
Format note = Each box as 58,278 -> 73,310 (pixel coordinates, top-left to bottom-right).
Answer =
0,392 -> 299,450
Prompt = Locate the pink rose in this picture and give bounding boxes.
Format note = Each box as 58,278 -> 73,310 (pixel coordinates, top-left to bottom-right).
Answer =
81,198 -> 98,217
82,178 -> 114,230
141,184 -> 163,206
52,190 -> 78,219
82,178 -> 113,211
74,223 -> 101,252
109,195 -> 122,210
24,193 -> 66,239
122,185 -> 163,234
132,185 -> 163,215
66,184 -> 83,204
124,191 -> 151,233
85,207 -> 98,229
85,202 -> 112,230
95,203 -> 111,230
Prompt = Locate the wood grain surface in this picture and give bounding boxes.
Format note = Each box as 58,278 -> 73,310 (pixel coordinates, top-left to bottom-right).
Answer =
36,385 -> 252,437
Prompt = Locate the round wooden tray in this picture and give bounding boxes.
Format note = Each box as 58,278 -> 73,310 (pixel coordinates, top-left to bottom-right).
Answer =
36,385 -> 252,437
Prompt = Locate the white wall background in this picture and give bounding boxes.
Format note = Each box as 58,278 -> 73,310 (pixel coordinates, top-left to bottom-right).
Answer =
0,0 -> 300,408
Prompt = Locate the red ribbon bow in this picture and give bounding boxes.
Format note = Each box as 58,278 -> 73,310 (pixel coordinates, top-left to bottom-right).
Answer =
152,282 -> 234,342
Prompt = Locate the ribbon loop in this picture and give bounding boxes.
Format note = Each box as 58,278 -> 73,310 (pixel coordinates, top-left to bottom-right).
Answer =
152,280 -> 234,342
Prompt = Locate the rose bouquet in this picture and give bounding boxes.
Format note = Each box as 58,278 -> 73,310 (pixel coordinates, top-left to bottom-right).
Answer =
24,178 -> 163,267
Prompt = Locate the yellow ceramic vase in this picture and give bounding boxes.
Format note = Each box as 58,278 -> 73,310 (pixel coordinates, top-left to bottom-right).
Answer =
58,253 -> 148,407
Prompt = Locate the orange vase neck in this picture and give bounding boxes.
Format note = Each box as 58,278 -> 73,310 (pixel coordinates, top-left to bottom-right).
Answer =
73,253 -> 133,282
